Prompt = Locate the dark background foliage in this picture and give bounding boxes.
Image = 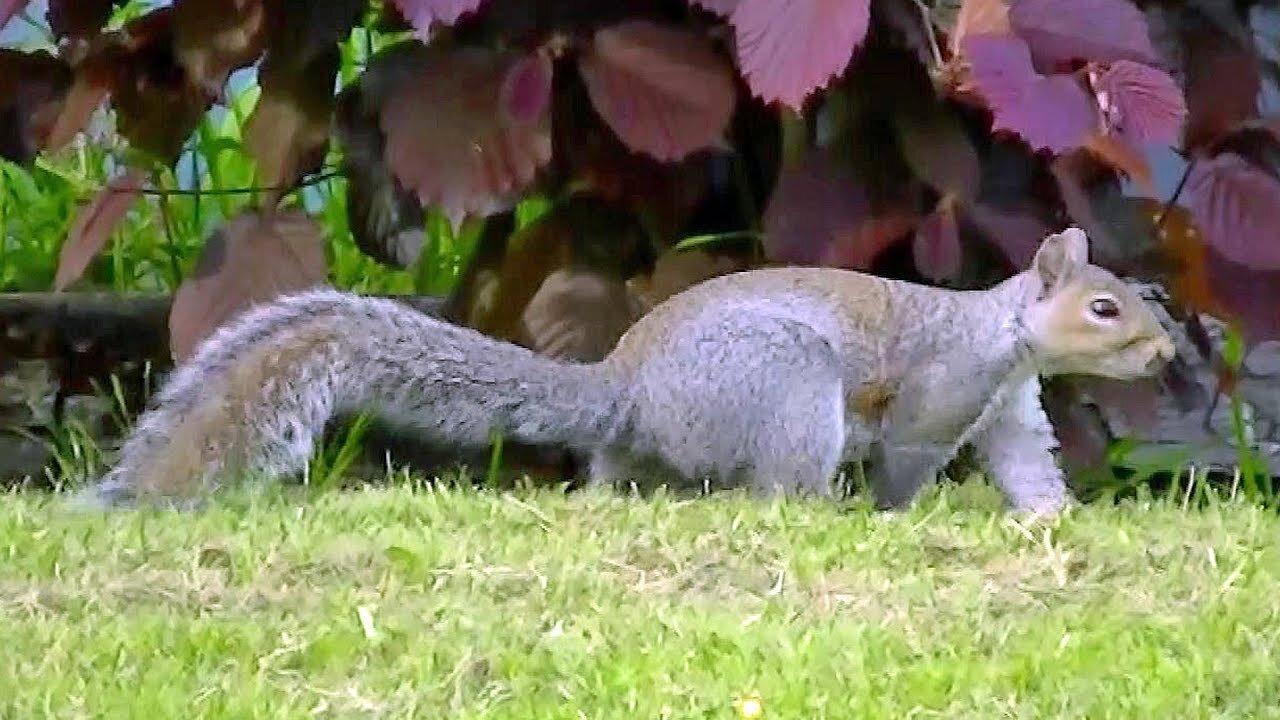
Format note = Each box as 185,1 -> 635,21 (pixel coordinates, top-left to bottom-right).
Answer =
2,0 -> 1279,498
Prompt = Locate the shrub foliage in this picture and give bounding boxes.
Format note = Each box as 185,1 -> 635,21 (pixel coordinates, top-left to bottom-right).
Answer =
1,0 -> 1278,482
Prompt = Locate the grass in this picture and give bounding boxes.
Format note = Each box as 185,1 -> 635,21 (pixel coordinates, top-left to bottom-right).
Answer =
1,479 -> 1278,719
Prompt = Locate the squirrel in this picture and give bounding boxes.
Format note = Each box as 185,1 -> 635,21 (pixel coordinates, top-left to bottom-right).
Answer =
75,226 -> 1175,512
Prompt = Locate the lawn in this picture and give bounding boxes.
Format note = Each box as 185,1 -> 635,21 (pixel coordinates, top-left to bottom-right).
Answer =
0,480 -> 1277,719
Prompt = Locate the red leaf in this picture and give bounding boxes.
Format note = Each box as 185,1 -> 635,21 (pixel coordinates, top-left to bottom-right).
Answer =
728,0 -> 871,110
1146,198 -> 1224,320
762,150 -> 869,266
912,196 -> 962,282
1185,152 -> 1280,270
1092,60 -> 1186,147
264,0 -> 365,65
1082,131 -> 1151,189
822,210 -> 918,269
378,44 -> 553,230
1180,20 -> 1260,152
894,104 -> 982,202
578,20 -> 736,162
91,8 -> 214,162
334,73 -> 426,269
55,167 -> 149,291
501,51 -> 554,125
1147,197 -> 1280,344
169,210 -> 328,361
42,69 -> 111,152
1075,377 -> 1162,434
1008,0 -> 1159,70
1202,245 -> 1280,344
389,0 -> 487,35
0,49 -> 73,164
1050,152 -> 1114,258
966,202 -> 1053,269
1041,381 -> 1111,474
635,244 -> 755,309
173,0 -> 268,95
245,47 -> 340,205
949,0 -> 1012,55
520,268 -> 639,362
46,0 -> 114,40
762,149 -> 914,269
962,33 -> 1099,153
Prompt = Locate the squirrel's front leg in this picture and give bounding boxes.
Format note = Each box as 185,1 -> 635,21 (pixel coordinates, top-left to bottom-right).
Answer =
971,376 -> 1073,513
868,443 -> 952,509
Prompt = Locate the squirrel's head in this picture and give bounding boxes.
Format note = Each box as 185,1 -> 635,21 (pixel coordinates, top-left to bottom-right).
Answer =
1020,227 -> 1176,379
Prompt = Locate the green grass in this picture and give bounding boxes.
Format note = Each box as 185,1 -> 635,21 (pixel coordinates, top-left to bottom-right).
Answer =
1,480 -> 1278,719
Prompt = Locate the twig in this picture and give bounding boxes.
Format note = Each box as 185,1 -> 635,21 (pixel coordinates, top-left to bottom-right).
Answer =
912,0 -> 945,68
1154,157 -> 1195,229
154,189 -> 183,290
100,168 -> 343,198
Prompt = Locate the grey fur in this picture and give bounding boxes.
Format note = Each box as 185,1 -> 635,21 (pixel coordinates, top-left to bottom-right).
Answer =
77,227 -> 1175,512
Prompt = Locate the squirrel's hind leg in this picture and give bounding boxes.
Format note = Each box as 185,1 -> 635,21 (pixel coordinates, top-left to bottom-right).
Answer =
630,314 -> 846,499
737,374 -> 845,500
586,449 -> 691,495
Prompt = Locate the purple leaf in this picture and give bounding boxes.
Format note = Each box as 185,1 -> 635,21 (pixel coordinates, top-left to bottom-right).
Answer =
912,199 -> 962,282
170,211 -> 328,362
729,0 -> 871,110
1203,244 -> 1280,344
1180,18 -> 1260,151
1050,152 -> 1117,261
389,0 -> 487,36
1008,0 -> 1160,70
687,0 -> 739,15
55,167 -> 148,291
763,150 -> 868,265
1041,383 -> 1111,475
762,149 -> 915,269
500,50 -> 554,125
1185,152 -> 1280,270
949,0 -> 1013,55
1075,377 -> 1162,434
966,202 -> 1054,269
380,44 -> 553,230
895,106 -> 982,202
1093,60 -> 1187,146
578,20 -> 737,162
962,33 -> 1099,153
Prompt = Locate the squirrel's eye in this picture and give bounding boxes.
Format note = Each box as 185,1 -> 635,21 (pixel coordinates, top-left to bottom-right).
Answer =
1089,297 -> 1120,319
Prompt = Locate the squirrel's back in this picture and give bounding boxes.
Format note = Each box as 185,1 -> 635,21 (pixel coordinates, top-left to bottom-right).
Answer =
603,265 -> 968,378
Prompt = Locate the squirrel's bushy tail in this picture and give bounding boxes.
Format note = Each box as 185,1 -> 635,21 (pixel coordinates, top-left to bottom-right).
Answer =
73,289 -> 618,509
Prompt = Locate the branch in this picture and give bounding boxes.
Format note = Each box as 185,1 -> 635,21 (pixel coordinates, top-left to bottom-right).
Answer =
0,291 -> 448,370
102,168 -> 344,199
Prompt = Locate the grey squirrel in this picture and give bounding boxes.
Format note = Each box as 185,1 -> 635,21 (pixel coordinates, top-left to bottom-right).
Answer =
77,227 -> 1175,511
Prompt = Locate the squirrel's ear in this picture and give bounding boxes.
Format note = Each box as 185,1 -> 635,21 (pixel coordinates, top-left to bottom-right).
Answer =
1031,227 -> 1089,294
